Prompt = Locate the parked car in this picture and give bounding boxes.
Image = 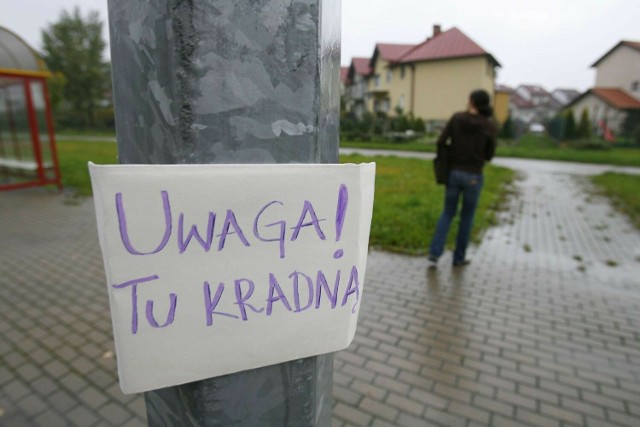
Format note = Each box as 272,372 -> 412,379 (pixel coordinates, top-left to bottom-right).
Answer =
529,122 -> 545,135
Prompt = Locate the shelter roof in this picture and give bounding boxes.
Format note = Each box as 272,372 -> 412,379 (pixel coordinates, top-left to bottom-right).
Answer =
0,26 -> 49,77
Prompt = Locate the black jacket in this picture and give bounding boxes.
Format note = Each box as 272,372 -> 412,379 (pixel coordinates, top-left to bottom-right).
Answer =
436,112 -> 496,174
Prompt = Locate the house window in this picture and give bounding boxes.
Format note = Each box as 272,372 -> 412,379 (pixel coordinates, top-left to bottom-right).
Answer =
398,95 -> 405,110
374,75 -> 380,87
400,66 -> 405,80
386,70 -> 392,83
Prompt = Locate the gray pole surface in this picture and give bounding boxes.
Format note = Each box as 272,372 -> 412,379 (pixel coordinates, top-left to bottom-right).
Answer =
106,1 -> 341,425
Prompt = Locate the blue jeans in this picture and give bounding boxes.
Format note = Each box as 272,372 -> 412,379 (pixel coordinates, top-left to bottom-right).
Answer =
429,169 -> 484,263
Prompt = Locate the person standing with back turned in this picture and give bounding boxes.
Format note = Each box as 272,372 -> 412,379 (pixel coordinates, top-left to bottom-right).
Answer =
428,89 -> 496,268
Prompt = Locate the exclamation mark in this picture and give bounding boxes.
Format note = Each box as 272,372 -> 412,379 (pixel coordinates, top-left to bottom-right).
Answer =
334,184 -> 348,259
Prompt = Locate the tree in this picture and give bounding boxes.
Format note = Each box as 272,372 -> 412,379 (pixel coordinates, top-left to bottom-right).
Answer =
622,110 -> 640,142
391,107 -> 410,132
499,114 -> 514,139
547,114 -> 565,140
41,7 -> 109,128
46,71 -> 67,114
411,117 -> 425,133
373,111 -> 388,135
359,112 -> 375,134
564,109 -> 576,140
632,124 -> 640,146
577,108 -> 591,139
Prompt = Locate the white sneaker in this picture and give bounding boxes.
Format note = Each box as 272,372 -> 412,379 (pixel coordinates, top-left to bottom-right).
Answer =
427,255 -> 438,269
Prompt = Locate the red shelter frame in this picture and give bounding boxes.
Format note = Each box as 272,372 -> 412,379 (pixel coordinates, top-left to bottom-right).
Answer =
0,68 -> 62,191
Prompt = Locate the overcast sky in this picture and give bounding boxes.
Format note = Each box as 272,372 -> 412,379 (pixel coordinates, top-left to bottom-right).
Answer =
1,0 -> 638,92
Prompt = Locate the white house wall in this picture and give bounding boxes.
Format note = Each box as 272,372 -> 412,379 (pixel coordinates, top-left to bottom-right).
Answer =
515,87 -> 531,101
350,75 -> 367,100
570,95 -> 628,135
510,107 -> 536,124
595,45 -> 640,100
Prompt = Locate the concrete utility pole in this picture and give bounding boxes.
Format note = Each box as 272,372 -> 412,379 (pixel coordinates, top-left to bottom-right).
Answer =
106,1 -> 341,425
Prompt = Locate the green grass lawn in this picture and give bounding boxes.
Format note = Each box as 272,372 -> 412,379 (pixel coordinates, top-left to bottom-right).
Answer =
342,154 -> 515,255
590,172 -> 640,230
341,137 -> 436,153
342,134 -> 640,167
55,139 -> 515,255
497,135 -> 640,167
57,139 -> 118,195
57,129 -> 117,137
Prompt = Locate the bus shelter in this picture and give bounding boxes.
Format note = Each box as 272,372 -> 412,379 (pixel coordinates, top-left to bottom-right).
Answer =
0,26 -> 61,191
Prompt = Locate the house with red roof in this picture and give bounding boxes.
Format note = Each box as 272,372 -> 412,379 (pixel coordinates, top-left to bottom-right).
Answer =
493,84 -> 512,125
345,57 -> 373,118
514,84 -> 564,124
516,85 -> 552,109
593,41 -> 640,98
343,25 -> 500,128
566,40 -> 640,137
494,84 -> 579,134
365,43 -> 414,114
550,89 -> 581,110
339,66 -> 349,97
498,85 -> 537,125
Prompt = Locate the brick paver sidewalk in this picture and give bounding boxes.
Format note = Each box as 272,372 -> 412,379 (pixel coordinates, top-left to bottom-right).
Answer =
1,156 -> 639,426
0,190 -> 147,426
332,158 -> 640,426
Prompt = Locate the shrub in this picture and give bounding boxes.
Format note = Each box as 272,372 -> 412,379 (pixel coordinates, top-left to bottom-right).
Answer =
564,112 -> 575,139
391,114 -> 411,132
547,114 -> 565,140
384,131 -> 422,143
500,114 -> 514,139
632,124 -> 640,146
373,112 -> 388,135
577,108 -> 591,139
340,112 -> 357,132
568,138 -> 611,150
359,112 -> 375,134
623,110 -> 640,133
340,110 -> 426,141
412,117 -> 426,133
564,109 -> 576,140
95,106 -> 115,130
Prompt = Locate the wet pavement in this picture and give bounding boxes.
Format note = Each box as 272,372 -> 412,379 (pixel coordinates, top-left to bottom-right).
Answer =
1,153 -> 640,426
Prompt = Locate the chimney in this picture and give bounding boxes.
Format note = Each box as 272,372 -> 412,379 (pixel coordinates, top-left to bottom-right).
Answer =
433,24 -> 442,37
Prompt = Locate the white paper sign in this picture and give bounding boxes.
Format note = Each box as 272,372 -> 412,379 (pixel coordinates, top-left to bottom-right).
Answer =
89,162 -> 375,394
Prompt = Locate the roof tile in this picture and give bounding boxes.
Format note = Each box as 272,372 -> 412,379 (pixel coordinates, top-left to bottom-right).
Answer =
376,43 -> 415,62
591,88 -> 640,109
398,27 -> 497,65
340,66 -> 349,83
352,57 -> 372,76
624,40 -> 640,51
